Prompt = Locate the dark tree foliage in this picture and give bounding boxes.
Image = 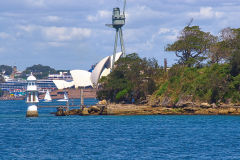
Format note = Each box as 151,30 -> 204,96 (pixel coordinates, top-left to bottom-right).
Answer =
0,65 -> 13,75
209,41 -> 232,64
0,88 -> 3,97
0,75 -> 4,83
97,53 -> 161,104
217,28 -> 240,76
209,28 -> 240,64
0,75 -> 4,97
230,51 -> 240,77
21,64 -> 57,79
166,26 -> 216,67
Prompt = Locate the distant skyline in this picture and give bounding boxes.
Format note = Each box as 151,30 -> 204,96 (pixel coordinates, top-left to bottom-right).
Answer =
0,0 -> 240,70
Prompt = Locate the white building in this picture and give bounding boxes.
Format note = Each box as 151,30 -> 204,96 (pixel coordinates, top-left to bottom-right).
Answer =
52,52 -> 123,89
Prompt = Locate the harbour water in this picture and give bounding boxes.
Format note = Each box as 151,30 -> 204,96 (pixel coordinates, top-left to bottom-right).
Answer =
1,100 -> 240,159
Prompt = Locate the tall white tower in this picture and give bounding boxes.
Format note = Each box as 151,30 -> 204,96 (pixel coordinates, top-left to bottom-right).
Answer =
26,73 -> 39,117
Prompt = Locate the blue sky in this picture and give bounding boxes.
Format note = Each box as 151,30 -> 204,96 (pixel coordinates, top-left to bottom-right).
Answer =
0,0 -> 239,71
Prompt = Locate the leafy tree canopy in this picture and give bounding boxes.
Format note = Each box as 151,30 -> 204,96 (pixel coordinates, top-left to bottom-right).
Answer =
166,26 -> 216,66
0,65 -> 13,75
0,75 -> 4,83
97,53 -> 161,103
21,64 -> 57,79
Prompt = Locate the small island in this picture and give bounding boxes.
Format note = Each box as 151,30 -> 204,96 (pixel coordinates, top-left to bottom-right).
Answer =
55,26 -> 240,116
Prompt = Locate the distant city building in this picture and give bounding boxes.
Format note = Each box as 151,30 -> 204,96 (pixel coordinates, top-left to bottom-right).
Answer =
36,80 -> 58,92
0,79 -> 57,96
10,66 -> 21,79
0,80 -> 27,96
48,72 -> 72,80
0,52 -> 123,95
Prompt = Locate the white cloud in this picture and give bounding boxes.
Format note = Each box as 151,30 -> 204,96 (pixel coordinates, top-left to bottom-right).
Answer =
45,16 -> 61,22
87,10 -> 112,22
18,25 -> 36,32
158,28 -> 171,34
127,5 -> 166,22
48,42 -> 65,47
188,7 -> 224,19
0,32 -> 11,39
17,25 -> 92,41
25,0 -> 45,7
42,27 -> 92,41
144,28 -> 179,49
164,29 -> 179,41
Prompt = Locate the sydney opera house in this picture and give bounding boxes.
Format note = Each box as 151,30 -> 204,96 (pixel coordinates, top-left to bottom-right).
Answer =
0,52 -> 123,99
53,52 -> 123,90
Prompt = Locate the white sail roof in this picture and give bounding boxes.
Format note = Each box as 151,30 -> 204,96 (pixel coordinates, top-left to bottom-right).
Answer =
70,70 -> 92,88
90,52 -> 123,86
53,80 -> 74,90
100,68 -> 111,78
90,56 -> 110,86
110,52 -> 123,68
52,52 -> 123,89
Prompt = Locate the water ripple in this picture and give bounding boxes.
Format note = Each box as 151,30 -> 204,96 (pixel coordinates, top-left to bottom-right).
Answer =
1,101 -> 240,159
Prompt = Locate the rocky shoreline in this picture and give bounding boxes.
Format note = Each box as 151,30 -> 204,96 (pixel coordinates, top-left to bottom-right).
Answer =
55,103 -> 240,116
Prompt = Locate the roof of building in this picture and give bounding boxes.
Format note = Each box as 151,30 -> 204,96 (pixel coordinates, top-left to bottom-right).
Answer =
52,52 -> 123,89
27,73 -> 36,81
90,56 -> 110,86
52,80 -> 74,90
91,52 -> 123,86
70,70 -> 92,88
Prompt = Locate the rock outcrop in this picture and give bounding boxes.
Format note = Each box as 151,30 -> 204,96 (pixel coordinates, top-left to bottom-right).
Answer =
54,100 -> 240,116
54,105 -> 106,116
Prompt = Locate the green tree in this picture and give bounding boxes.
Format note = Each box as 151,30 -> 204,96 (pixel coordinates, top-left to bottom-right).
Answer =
0,88 -> 3,97
209,41 -> 231,64
166,26 -> 216,66
0,65 -> 13,75
209,28 -> 240,64
230,51 -> 240,76
215,28 -> 240,76
0,75 -> 4,83
21,64 -> 57,79
97,53 -> 160,103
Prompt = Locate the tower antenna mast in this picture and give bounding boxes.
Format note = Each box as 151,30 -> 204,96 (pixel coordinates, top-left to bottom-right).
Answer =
106,0 -> 127,70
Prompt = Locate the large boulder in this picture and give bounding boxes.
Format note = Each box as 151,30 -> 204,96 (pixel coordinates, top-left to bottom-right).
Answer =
81,108 -> 89,116
68,109 -> 81,115
88,106 -> 100,113
200,103 -> 211,108
55,107 -> 65,116
98,99 -> 107,105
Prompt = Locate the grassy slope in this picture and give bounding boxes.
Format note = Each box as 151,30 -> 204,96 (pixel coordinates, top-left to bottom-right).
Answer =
154,64 -> 240,104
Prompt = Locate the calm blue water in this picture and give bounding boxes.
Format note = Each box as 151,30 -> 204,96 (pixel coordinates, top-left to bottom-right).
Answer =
1,100 -> 240,160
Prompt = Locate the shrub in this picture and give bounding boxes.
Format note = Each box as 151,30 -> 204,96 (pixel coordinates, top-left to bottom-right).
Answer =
116,89 -> 129,101
156,82 -> 168,96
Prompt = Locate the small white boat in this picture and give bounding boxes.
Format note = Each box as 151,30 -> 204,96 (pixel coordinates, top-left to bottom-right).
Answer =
43,90 -> 52,102
57,92 -> 69,102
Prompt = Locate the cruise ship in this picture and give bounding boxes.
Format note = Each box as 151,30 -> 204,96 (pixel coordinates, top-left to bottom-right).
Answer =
0,72 -> 72,96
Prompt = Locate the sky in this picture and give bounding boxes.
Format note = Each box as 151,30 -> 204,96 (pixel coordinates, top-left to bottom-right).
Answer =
0,0 -> 240,71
